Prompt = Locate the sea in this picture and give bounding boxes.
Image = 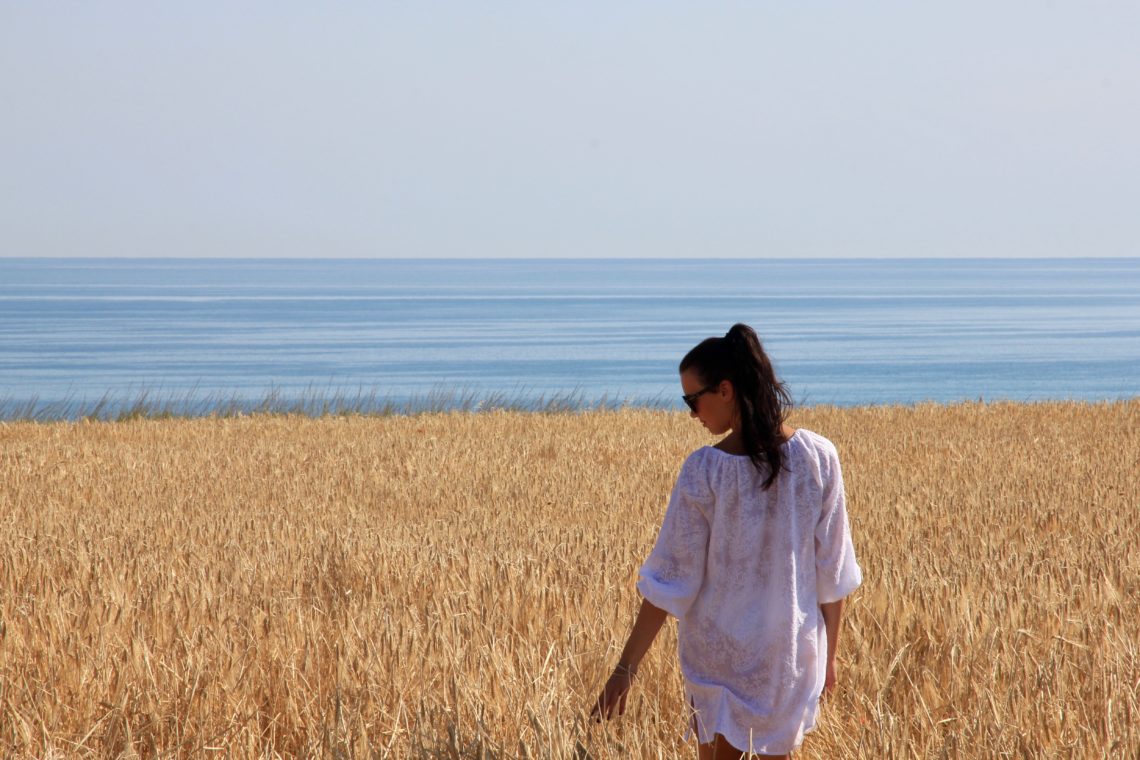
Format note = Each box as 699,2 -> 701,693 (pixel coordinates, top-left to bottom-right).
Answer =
1,258 -> 1137,419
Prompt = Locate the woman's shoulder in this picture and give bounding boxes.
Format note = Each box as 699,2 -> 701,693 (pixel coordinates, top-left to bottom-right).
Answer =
683,445 -> 743,469
790,427 -> 838,453
783,429 -> 842,478
680,445 -> 716,470
676,445 -> 731,485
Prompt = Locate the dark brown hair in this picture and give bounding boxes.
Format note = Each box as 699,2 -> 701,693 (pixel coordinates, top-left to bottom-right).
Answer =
679,323 -> 793,489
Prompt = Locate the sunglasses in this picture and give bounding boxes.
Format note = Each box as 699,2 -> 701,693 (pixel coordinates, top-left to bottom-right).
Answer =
682,381 -> 720,412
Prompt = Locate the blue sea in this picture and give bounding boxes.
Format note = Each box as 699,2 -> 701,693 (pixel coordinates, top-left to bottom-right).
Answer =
1,258 -> 1137,419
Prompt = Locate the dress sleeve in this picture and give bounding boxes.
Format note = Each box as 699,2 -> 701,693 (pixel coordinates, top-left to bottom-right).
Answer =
636,452 -> 713,619
815,444 -> 863,604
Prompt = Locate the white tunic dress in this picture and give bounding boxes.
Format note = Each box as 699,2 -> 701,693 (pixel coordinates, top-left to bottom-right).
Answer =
636,428 -> 862,755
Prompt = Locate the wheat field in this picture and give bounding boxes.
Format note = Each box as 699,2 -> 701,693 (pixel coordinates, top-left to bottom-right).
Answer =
1,400 -> 1137,758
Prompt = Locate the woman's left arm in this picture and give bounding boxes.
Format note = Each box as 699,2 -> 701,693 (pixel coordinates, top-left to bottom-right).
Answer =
590,597 -> 668,721
592,453 -> 710,721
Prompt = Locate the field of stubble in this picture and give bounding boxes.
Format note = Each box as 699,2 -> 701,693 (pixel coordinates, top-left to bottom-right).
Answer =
1,401 -> 1138,758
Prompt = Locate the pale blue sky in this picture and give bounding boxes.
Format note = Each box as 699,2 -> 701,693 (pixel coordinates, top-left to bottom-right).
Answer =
2,2 -> 1137,258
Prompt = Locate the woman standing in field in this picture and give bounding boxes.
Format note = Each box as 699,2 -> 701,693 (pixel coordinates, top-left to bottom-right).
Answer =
591,324 -> 862,759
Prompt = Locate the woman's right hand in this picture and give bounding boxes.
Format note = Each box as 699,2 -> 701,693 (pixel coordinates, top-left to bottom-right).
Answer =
590,667 -> 636,721
823,660 -> 837,697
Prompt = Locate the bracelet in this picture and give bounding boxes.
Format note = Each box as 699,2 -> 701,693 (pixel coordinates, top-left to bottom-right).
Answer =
614,662 -> 638,678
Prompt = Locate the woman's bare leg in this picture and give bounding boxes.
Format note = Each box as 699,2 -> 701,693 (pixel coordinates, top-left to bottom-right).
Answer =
696,733 -> 788,760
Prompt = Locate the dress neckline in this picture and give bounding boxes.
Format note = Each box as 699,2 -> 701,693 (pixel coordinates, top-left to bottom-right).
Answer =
705,428 -> 803,458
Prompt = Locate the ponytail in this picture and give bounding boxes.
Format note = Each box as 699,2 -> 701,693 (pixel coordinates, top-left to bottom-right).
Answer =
680,323 -> 792,489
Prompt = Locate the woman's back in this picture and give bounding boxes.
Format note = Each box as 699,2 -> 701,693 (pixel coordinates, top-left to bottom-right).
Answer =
636,428 -> 862,753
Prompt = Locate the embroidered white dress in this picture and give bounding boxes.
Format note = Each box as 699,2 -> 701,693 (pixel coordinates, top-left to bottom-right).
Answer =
636,429 -> 862,755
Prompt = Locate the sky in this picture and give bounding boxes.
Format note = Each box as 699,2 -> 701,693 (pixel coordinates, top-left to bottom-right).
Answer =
1,2 -> 1138,259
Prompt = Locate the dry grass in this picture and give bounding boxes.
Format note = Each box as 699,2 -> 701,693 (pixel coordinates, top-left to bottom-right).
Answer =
1,400 -> 1138,758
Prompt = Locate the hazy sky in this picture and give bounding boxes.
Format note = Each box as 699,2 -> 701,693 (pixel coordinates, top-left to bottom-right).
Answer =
2,3 -> 1137,259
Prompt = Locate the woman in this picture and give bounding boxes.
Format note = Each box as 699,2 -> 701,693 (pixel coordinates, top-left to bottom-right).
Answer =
590,324 -> 862,759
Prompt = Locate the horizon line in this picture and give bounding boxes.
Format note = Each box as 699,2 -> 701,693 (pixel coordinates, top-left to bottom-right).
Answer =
3,255 -> 1138,262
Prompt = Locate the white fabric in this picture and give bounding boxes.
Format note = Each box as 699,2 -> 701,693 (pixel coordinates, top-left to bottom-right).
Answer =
636,428 -> 862,755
